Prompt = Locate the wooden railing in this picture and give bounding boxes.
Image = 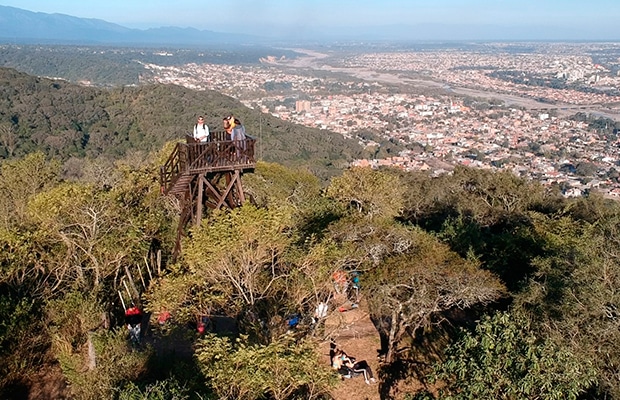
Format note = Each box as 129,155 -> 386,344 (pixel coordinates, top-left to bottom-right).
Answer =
160,132 -> 256,195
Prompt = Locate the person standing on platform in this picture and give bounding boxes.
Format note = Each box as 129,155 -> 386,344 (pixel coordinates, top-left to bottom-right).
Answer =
193,115 -> 210,142
223,115 -> 247,160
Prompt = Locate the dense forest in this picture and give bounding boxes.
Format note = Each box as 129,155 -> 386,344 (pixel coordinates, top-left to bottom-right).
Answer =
1,66 -> 620,400
0,45 -> 300,86
0,67 -> 363,180
1,149 -> 620,399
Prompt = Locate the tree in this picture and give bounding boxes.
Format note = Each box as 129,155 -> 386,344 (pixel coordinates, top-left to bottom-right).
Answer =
0,152 -> 60,228
426,311 -> 596,400
575,161 -> 597,177
365,227 -> 505,363
148,205 -> 302,341
148,199 -> 349,342
183,206 -> 294,310
0,122 -> 17,157
242,161 -> 322,211
449,166 -> 545,219
0,293 -> 47,392
195,334 -> 335,400
27,183 -> 142,291
400,166 -> 548,230
513,209 -> 620,398
326,167 -> 405,221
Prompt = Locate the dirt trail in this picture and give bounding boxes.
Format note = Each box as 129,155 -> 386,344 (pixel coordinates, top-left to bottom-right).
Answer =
319,298 -> 382,400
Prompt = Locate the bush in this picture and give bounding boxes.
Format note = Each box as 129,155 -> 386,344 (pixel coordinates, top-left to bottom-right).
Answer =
429,311 -> 597,400
195,334 -> 336,400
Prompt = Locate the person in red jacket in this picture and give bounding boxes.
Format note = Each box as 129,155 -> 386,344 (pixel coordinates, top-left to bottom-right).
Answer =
125,305 -> 142,344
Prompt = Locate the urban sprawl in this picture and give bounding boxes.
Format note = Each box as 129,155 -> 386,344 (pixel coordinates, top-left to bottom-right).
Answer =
143,42 -> 620,198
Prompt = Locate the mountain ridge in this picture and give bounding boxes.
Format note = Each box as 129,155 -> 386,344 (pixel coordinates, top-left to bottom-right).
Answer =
4,4 -> 619,46
0,5 -> 257,46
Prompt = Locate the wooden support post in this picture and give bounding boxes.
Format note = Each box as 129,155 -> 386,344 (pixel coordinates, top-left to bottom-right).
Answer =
124,265 -> 140,301
196,175 -> 204,225
136,263 -> 147,290
204,177 -> 223,209
188,179 -> 196,224
144,256 -> 153,281
237,171 -> 246,204
215,172 -> 237,209
225,171 -> 237,207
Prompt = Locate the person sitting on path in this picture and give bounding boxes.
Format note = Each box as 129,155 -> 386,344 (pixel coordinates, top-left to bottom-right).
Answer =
332,348 -> 376,384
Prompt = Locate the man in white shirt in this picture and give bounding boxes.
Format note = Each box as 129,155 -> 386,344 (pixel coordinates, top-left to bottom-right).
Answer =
193,116 -> 210,142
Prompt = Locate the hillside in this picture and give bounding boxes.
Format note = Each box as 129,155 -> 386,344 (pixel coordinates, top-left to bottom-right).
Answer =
0,67 -> 363,179
1,148 -> 620,399
0,44 -> 301,86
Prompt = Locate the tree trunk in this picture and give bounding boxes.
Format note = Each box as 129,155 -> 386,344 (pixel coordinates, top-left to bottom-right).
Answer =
87,332 -> 96,370
386,308 -> 400,364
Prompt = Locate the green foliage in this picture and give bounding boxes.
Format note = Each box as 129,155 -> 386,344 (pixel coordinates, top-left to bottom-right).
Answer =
155,204 -> 340,339
243,161 -> 343,240
21,155 -> 171,294
514,209 -> 620,398
0,67 -> 363,180
243,161 -> 322,209
364,225 -> 505,362
0,226 -> 44,287
0,293 -> 47,386
27,182 -> 145,291
0,45 -> 298,87
147,205 -> 296,336
195,334 -> 335,400
430,311 -> 597,400
46,291 -> 151,399
117,378 -> 190,400
57,329 -> 151,400
401,166 -> 547,230
437,213 -> 543,291
47,291 -> 105,343
326,166 -> 405,220
183,205 -> 294,308
0,152 -> 60,228
395,166 -> 556,291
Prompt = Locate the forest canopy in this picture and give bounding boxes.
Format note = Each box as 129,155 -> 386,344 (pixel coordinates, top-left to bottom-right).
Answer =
2,143 -> 620,399
1,66 -> 620,400
0,67 -> 363,180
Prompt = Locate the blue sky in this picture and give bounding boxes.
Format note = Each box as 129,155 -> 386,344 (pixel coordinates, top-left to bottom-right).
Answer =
1,0 -> 618,40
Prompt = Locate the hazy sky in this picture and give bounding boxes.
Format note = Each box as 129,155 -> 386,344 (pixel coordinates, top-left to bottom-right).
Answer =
1,0 -> 618,39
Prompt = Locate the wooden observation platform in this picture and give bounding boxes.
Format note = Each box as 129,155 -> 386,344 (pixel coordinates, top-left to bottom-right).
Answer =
160,131 -> 256,256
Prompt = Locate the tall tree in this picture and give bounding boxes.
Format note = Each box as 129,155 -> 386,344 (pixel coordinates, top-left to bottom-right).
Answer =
365,227 -> 505,363
424,311 -> 596,400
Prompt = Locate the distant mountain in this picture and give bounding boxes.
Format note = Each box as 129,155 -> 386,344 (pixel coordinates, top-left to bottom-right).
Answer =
0,5 -> 256,46
1,5 -> 618,44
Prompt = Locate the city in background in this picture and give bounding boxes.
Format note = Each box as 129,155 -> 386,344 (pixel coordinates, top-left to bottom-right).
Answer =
141,42 -> 620,198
